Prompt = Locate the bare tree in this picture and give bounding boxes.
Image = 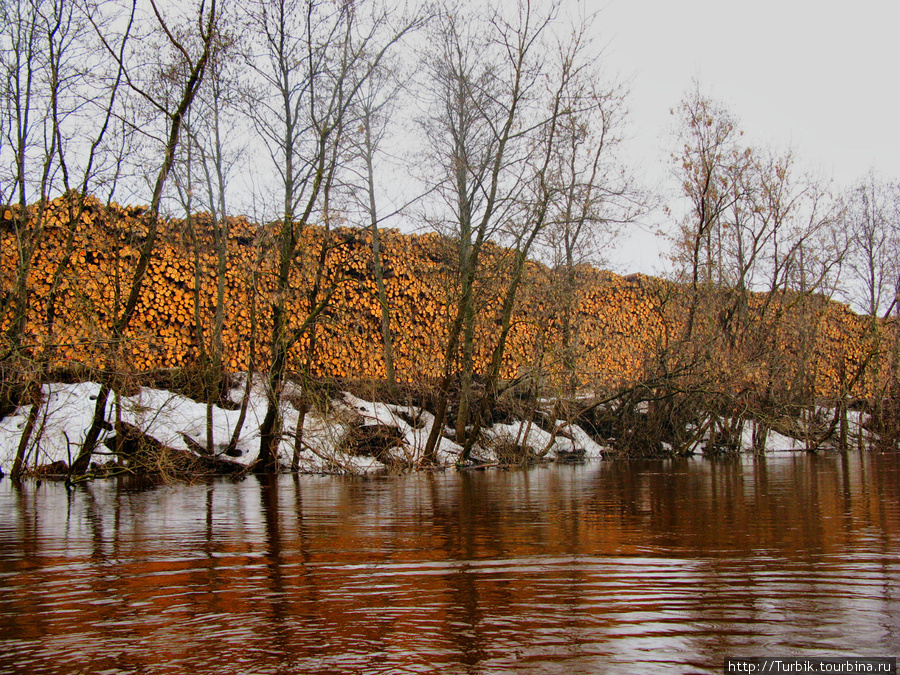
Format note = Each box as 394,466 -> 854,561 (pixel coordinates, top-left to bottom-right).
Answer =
343,58 -> 411,394
841,172 -> 900,447
245,0 -> 422,471
171,14 -> 247,453
418,0 -> 554,461
72,0 -> 219,474
1,0 -> 138,478
844,172 -> 900,318
539,48 -> 641,398
40,1 -> 136,359
416,0 -> 638,462
670,82 -> 748,340
0,0 -> 104,354
664,85 -> 847,455
460,12 -> 644,461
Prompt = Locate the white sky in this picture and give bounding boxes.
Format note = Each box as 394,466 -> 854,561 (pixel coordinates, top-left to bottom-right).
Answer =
597,0 -> 900,275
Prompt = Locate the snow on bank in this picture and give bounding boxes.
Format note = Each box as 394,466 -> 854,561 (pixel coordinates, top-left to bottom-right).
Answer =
474,419 -> 607,462
0,380 -> 612,476
0,381 -> 264,472
0,379 -> 854,477
740,421 -> 796,453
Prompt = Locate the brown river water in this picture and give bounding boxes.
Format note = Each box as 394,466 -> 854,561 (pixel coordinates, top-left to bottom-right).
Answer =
1,452 -> 899,674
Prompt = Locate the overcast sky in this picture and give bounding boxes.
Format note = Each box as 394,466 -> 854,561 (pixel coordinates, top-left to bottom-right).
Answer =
596,0 -> 900,274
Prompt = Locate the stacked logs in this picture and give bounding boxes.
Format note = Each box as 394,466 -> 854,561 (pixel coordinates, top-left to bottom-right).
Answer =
0,193 -> 890,399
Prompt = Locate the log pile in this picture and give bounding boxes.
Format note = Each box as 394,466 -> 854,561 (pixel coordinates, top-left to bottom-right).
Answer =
0,193 -> 889,399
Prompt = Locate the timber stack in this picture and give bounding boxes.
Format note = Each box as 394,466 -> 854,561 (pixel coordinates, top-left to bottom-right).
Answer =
0,193 -> 890,400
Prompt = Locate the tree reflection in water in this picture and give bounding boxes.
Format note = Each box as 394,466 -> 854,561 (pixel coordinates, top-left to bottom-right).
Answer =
1,452 -> 899,674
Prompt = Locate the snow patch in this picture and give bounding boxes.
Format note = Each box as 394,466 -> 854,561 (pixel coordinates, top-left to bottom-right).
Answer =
6,377 -> 854,477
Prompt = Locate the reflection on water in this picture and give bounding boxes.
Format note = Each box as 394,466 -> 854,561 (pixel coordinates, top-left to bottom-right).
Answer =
1,453 -> 899,674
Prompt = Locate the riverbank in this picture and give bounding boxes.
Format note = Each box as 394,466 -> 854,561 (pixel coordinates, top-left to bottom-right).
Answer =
2,194 -> 894,480
0,377 -> 606,479
0,375 -> 861,481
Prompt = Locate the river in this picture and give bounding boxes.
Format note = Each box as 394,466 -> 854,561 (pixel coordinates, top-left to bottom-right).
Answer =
1,452 -> 899,674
